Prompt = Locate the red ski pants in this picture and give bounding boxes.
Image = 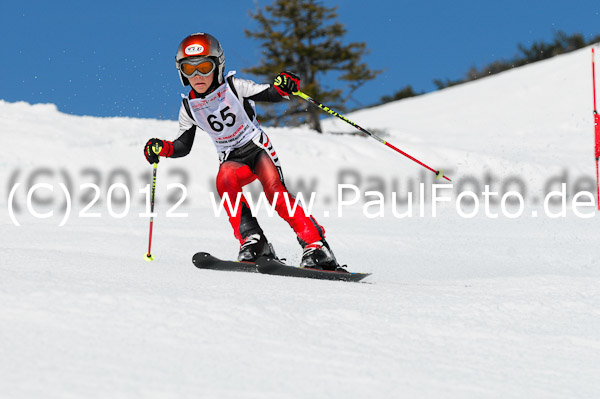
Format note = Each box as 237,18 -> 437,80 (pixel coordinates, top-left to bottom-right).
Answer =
216,151 -> 325,246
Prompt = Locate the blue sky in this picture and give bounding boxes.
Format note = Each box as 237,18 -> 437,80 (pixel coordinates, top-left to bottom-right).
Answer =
1,0 -> 599,120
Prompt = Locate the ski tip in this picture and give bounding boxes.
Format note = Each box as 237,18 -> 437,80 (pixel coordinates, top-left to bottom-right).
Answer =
192,252 -> 211,265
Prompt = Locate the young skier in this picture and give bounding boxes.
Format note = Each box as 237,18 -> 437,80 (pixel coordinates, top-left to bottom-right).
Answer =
143,32 -> 344,271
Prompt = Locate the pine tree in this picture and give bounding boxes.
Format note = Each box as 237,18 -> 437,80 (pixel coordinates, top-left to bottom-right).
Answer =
245,0 -> 380,133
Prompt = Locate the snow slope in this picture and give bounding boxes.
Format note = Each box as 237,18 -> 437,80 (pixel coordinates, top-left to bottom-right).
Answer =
1,45 -> 599,398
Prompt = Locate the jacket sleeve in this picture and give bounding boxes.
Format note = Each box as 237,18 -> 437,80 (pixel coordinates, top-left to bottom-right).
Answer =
171,103 -> 197,158
232,77 -> 285,103
248,85 -> 285,103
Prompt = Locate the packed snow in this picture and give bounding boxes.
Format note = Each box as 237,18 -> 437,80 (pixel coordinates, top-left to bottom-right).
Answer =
1,45 -> 599,398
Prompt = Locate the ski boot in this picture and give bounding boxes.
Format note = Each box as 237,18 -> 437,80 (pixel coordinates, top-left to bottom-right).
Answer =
238,233 -> 277,262
300,240 -> 347,272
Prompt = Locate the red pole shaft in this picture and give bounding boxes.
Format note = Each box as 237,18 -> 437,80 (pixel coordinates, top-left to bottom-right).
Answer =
593,48 -> 600,210
384,141 -> 451,181
145,163 -> 158,260
593,48 -> 597,112
147,220 -> 154,256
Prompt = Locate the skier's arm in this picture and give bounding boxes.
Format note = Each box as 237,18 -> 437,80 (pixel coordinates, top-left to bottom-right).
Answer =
142,105 -> 196,164
171,104 -> 196,158
171,126 -> 196,158
247,85 -> 285,103
246,71 -> 300,101
232,76 -> 287,103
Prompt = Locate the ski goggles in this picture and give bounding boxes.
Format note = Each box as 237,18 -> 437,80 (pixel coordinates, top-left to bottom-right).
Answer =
179,58 -> 216,78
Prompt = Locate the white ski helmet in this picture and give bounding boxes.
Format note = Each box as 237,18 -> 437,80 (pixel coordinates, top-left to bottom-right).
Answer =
175,32 -> 225,86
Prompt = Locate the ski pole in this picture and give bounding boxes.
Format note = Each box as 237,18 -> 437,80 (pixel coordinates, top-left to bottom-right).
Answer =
293,90 -> 451,182
592,48 -> 600,210
145,162 -> 158,261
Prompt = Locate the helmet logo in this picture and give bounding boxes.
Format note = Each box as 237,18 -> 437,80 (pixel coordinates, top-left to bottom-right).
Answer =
185,44 -> 205,56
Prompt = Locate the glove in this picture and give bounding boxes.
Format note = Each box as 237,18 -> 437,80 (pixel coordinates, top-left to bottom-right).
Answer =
144,138 -> 174,164
274,71 -> 300,97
